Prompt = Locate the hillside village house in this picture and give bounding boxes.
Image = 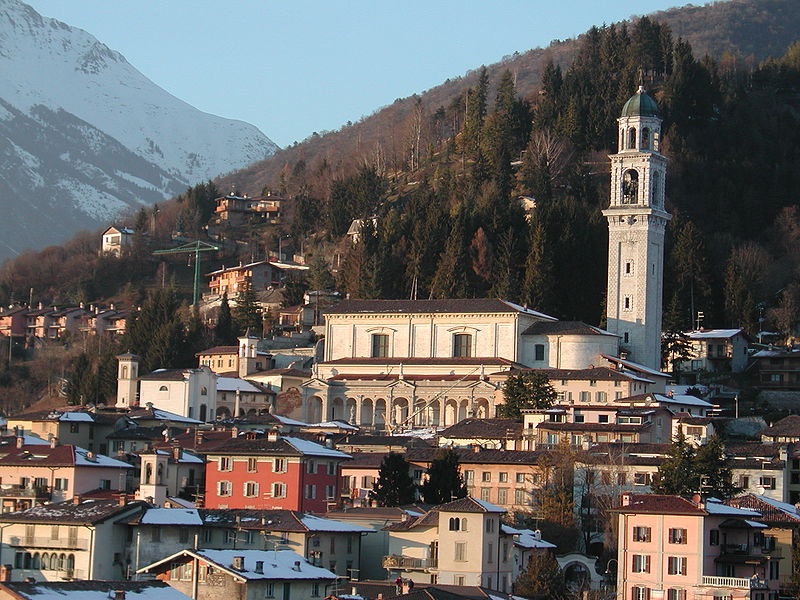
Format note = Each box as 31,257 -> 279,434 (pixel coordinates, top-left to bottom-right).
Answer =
0,580 -> 190,600
0,497 -> 146,582
753,349 -> 800,390
667,328 -> 750,381
382,497 -> 517,592
101,226 -> 134,256
139,548 -> 336,600
612,493 -> 779,600
126,507 -> 368,579
200,431 -> 349,513
211,193 -> 284,226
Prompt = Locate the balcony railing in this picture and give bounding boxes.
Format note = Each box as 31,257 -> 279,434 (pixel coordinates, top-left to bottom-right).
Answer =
702,576 -> 769,589
8,536 -> 87,550
382,555 -> 437,570
0,485 -> 50,499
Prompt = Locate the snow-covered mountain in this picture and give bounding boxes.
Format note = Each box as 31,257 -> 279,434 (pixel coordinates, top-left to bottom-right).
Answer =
0,0 -> 278,259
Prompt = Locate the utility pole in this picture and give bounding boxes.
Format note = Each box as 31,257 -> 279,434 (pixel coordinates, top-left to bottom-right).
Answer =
153,240 -> 221,306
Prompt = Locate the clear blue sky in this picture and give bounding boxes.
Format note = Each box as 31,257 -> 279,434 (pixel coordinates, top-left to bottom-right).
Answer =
26,0 -> 685,148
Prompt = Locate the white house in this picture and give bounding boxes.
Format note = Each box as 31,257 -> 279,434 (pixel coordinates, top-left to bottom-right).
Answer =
101,226 -> 134,256
136,365 -> 217,423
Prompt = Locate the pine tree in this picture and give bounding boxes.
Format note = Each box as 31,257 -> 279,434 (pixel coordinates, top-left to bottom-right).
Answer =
521,214 -> 555,313
420,449 -> 467,505
513,550 -> 567,600
695,435 -> 738,499
461,66 -> 488,163
370,453 -> 417,507
215,292 -> 236,345
281,272 -> 308,308
306,255 -> 335,291
233,276 -> 263,335
497,371 -> 557,419
429,209 -> 469,299
651,432 -> 700,496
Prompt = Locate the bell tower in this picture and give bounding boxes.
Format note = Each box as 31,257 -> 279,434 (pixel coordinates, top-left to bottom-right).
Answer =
603,86 -> 671,371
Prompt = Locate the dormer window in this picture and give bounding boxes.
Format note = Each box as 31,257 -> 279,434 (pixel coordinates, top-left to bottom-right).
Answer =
453,333 -> 473,358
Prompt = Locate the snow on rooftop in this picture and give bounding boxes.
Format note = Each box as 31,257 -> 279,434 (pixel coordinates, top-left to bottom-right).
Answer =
755,496 -> 800,518
5,582 -> 190,600
602,354 -> 669,379
310,420 -> 359,431
216,377 -> 264,393
132,407 -> 203,424
140,508 -> 202,526
743,519 -> 768,528
195,549 -> 335,580
499,300 -> 557,321
472,498 -> 505,513
654,393 -> 714,409
687,329 -> 743,339
283,436 -> 350,459
705,499 -> 760,517
501,524 -> 556,549
19,434 -> 49,445
300,514 -> 371,533
57,411 -> 95,422
167,497 -> 196,509
74,447 -> 132,469
272,415 -> 309,427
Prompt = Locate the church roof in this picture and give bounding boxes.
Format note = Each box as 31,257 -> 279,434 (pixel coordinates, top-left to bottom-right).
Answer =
621,86 -> 661,118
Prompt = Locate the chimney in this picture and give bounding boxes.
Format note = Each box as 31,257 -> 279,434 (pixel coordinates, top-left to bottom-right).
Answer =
232,556 -> 244,571
15,436 -> 24,449
267,431 -> 279,442
293,561 -> 301,572
114,591 -> 126,600
472,444 -> 481,453
533,529 -> 542,540
195,431 -> 205,446
621,492 -> 632,507
72,494 -> 82,505
172,446 -> 182,461
691,493 -> 702,506
231,426 -> 239,438
0,565 -> 12,582
49,436 -> 58,449
86,451 -> 96,462
116,493 -> 128,506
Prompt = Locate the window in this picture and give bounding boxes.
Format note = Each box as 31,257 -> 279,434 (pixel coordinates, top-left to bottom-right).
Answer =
580,391 -> 590,403
454,542 -> 466,562
641,127 -> 650,150
453,333 -> 473,358
225,529 -> 237,544
599,415 -> 609,424
487,542 -> 494,563
709,529 -> 719,546
200,386 -> 207,396
574,414 -> 585,423
448,517 -> 461,531
54,478 -> 68,491
482,472 -> 491,483
485,518 -> 495,533
497,488 -> 508,505
739,475 -> 750,489
243,481 -> 259,497
652,172 -> 660,204
179,528 -> 190,544
769,559 -> 779,580
159,385 -> 168,392
264,582 -> 275,598
625,261 -> 634,276
623,332 -> 630,344
480,488 -> 491,502
306,460 -> 316,474
312,582 -> 321,597
623,296 -> 632,311
666,590 -> 685,600
99,479 -> 111,490
305,484 -> 317,499
759,476 -> 776,490
534,344 -> 545,361
326,485 -> 336,499
633,473 -> 651,486
516,473 -> 526,484
499,472 -> 508,483
218,481 -> 232,496
247,458 -> 257,472
632,554 -> 651,573
515,489 -> 527,505
632,526 -> 651,542
371,334 -> 389,358
632,587 -> 650,600
622,169 -> 639,203
273,458 -> 286,473
202,529 -> 213,543
151,527 -> 161,542
667,556 -> 687,575
669,528 -> 687,544
218,457 -> 232,471
328,461 -> 337,476
596,392 -> 607,403
464,470 -> 474,483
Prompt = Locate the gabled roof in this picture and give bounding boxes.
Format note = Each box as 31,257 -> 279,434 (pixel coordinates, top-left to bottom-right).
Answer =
760,415 -> 800,438
601,355 -> 670,379
199,434 -> 350,459
196,345 -> 239,355
727,494 -> 800,524
0,444 -> 132,469
437,497 -> 505,514
612,494 -> 706,515
140,549 -> 336,581
686,329 -> 744,339
522,320 -> 616,336
0,498 -> 145,525
438,418 -> 522,440
324,298 -> 556,320
0,581 -> 189,600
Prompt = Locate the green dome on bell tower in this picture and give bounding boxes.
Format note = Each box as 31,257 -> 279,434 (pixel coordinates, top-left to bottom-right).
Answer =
620,86 -> 661,118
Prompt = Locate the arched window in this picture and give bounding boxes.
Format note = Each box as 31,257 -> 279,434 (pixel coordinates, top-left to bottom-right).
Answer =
159,385 -> 168,392
461,518 -> 468,531
449,517 -> 460,531
620,129 -> 625,152
58,553 -> 66,570
145,463 -> 153,484
628,127 -> 637,149
32,553 -> 40,569
157,463 -> 164,484
41,553 -> 49,570
622,170 -> 639,204
67,555 -> 75,571
653,128 -> 660,151
24,553 -> 32,569
121,366 -> 128,379
641,128 -> 650,150
200,386 -> 208,396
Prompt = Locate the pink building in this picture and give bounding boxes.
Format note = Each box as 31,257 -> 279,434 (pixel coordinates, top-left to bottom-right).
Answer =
613,494 -> 779,600
0,440 -> 132,504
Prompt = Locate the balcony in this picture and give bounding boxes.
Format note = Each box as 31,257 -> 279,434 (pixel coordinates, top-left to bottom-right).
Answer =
701,576 -> 769,590
382,555 -> 437,571
8,536 -> 87,550
0,485 -> 50,499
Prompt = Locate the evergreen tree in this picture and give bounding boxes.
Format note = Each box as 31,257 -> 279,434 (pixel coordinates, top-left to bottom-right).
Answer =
521,214 -> 555,313
651,432 -> 700,496
497,371 -> 557,419
282,272 -> 308,308
233,276 -> 263,335
215,292 -> 236,345
513,550 -> 567,600
306,255 -> 335,291
420,449 -> 467,505
370,452 -> 418,507
122,288 -> 186,372
65,353 -> 91,405
461,66 -> 488,163
429,209 -> 469,299
695,435 -> 738,499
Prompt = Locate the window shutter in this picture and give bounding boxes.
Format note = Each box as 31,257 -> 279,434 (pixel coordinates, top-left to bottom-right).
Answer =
645,555 -> 651,573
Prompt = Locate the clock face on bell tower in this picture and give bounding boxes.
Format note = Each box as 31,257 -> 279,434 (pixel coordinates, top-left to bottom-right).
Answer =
602,86 -> 671,371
